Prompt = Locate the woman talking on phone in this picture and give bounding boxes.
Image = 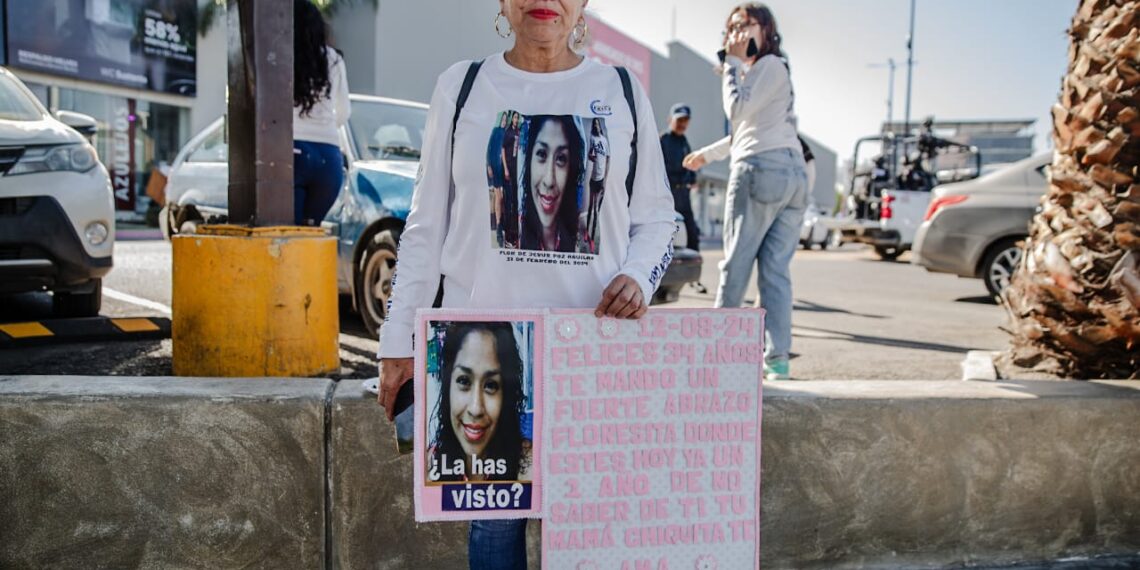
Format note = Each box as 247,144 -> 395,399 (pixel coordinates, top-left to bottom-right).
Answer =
684,2 -> 807,381
377,0 -> 677,567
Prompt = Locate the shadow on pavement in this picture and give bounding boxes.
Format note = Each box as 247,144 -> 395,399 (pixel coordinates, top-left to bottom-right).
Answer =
0,339 -> 173,376
793,324 -> 976,354
794,299 -> 888,320
956,295 -> 998,306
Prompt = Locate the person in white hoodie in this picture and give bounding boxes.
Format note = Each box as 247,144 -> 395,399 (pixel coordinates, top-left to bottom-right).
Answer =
684,2 -> 807,381
292,0 -> 350,226
377,1 -> 676,567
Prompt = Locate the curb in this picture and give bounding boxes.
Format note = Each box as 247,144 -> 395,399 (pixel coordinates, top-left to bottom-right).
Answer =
115,229 -> 164,241
961,350 -> 999,381
0,317 -> 171,347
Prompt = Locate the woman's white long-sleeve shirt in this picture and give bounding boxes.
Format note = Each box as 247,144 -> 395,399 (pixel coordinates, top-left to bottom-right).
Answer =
696,54 -> 801,164
293,48 -> 350,147
378,53 -> 677,359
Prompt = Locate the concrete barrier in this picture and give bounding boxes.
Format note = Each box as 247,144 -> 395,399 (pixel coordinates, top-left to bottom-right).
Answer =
0,376 -> 331,569
759,380 -> 1140,569
328,381 -> 542,569
2,376 -> 1138,569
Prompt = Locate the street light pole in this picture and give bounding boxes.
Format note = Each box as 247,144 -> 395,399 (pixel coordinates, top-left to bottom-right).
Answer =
227,0 -> 294,226
903,0 -> 916,138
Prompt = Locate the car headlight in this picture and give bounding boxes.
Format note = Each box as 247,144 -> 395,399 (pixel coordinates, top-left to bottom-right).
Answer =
7,144 -> 100,175
85,222 -> 109,246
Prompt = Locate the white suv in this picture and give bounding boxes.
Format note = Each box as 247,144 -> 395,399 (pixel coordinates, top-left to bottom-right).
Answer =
0,67 -> 113,317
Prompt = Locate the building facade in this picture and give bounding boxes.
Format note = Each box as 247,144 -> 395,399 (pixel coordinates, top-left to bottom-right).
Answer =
1,0 -> 227,221
0,1 -> 836,231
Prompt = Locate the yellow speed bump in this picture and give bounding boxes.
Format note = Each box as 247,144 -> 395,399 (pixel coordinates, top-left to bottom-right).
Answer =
111,318 -> 161,333
0,322 -> 53,339
171,225 -> 340,377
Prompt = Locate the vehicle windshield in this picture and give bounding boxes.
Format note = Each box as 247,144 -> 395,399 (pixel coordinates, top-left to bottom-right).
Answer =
348,100 -> 428,162
0,74 -> 45,121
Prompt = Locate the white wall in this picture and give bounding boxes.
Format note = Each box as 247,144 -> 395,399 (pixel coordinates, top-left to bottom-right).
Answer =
190,0 -> 227,136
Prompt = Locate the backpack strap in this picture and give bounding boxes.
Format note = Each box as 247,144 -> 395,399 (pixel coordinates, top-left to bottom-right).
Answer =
435,60 -> 482,309
451,60 -> 484,155
615,66 -> 638,206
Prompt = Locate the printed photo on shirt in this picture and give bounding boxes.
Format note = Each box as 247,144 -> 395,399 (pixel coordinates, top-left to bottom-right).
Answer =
424,320 -> 536,489
486,111 -> 609,255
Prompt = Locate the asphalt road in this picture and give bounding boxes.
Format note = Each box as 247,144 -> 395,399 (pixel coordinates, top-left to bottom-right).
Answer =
0,238 -> 1009,380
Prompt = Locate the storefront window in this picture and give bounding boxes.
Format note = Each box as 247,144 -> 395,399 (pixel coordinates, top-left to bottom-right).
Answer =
56,88 -> 189,219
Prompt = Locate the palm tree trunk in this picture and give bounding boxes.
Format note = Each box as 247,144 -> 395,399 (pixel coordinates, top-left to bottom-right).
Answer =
1004,0 -> 1140,379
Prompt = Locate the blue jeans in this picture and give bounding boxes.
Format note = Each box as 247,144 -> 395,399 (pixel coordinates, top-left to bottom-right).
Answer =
714,148 -> 808,362
469,519 -> 527,569
293,141 -> 344,226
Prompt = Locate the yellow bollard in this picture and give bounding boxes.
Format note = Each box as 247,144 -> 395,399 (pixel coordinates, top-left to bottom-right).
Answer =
172,225 -> 340,377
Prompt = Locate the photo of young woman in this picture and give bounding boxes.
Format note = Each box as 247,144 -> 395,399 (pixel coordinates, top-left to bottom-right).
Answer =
427,321 -> 532,483
487,113 -> 510,247
582,118 -> 609,253
520,115 -> 585,253
501,112 -> 523,248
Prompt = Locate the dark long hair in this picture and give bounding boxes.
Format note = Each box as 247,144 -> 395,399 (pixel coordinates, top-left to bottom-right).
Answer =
727,3 -> 785,61
431,322 -> 527,482
294,0 -> 332,116
521,116 -> 582,252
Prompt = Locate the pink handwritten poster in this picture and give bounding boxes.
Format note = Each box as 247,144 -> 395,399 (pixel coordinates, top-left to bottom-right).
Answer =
414,310 -> 545,522
541,309 -> 764,570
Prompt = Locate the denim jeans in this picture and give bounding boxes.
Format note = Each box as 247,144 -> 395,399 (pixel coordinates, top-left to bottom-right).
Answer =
293,140 -> 344,226
469,519 -> 528,569
714,147 -> 807,362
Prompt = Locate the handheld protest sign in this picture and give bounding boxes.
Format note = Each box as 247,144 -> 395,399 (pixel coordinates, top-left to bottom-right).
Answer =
414,310 -> 545,522
541,309 -> 764,570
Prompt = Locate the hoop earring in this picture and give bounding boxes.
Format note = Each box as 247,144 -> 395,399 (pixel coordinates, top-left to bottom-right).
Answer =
495,13 -> 513,39
571,17 -> 588,49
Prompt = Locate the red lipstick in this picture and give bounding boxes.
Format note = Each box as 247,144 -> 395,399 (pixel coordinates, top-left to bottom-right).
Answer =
527,9 -> 559,21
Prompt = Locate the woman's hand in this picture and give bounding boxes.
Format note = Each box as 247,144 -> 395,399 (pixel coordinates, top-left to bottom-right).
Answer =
683,152 -> 707,171
595,275 -> 648,320
379,357 -> 415,421
724,29 -> 752,61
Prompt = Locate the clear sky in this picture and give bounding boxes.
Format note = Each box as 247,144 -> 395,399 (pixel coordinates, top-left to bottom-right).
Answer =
587,0 -> 1075,159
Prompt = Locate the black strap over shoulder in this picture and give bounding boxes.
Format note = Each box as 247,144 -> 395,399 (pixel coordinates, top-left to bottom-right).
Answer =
436,60 -> 482,309
451,60 -> 484,155
615,66 -> 638,206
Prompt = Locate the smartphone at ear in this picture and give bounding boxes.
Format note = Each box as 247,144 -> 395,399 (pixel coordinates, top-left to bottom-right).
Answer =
747,38 -> 760,58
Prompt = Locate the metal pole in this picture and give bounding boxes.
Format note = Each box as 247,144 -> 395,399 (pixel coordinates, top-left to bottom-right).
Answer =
888,58 -> 898,177
903,0 -> 916,138
227,0 -> 294,226
887,58 -> 895,129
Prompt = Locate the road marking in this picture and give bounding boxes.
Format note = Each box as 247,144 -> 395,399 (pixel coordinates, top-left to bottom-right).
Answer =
104,288 -> 172,315
112,318 -> 162,333
0,322 -> 54,339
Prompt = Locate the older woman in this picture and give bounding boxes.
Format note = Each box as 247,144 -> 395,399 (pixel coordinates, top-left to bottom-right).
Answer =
378,1 -> 676,567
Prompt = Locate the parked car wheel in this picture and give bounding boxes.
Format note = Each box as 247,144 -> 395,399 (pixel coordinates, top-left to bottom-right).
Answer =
355,229 -> 399,340
875,245 -> 902,261
53,279 -> 102,318
981,238 -> 1024,299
